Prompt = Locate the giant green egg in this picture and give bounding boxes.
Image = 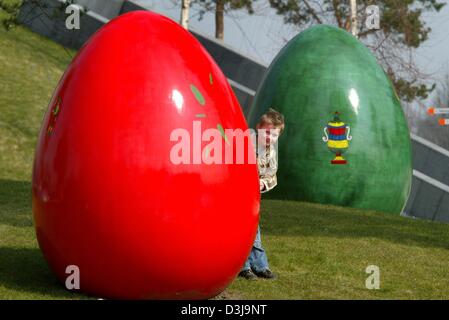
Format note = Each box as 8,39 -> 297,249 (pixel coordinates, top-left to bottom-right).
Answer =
248,25 -> 412,214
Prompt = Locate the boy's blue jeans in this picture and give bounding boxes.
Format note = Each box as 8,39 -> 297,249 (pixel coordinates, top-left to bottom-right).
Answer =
241,225 -> 270,272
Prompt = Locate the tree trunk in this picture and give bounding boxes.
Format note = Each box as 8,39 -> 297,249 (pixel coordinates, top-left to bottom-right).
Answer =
215,0 -> 225,40
350,0 -> 358,37
180,0 -> 190,29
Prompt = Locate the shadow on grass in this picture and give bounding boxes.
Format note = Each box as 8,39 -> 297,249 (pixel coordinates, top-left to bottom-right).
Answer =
0,247 -> 86,299
260,199 -> 449,251
0,179 -> 33,227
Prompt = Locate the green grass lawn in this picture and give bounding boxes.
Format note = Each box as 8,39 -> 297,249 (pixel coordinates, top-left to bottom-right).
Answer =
2,26 -> 449,300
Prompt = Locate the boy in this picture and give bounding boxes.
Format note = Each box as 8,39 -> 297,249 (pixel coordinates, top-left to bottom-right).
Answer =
239,108 -> 285,280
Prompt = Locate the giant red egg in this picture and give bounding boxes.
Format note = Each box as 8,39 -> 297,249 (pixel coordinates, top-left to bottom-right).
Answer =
32,11 -> 260,299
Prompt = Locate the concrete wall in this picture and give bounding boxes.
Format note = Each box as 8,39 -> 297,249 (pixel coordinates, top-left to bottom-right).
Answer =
75,0 -> 125,20
18,0 -> 449,223
403,135 -> 449,222
19,0 -> 107,50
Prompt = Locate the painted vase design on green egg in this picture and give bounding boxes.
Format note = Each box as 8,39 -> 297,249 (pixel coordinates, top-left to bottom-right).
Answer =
322,111 -> 352,164
248,25 -> 412,214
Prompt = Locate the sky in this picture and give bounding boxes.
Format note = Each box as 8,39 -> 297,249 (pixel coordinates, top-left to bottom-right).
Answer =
134,0 -> 449,109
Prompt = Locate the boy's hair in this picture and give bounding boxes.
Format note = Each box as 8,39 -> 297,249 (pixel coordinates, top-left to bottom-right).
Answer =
258,108 -> 285,134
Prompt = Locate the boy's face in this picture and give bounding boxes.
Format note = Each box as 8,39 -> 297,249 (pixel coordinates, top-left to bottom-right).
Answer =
257,122 -> 281,148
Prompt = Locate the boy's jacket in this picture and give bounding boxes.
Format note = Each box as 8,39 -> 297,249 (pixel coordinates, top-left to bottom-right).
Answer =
257,145 -> 278,193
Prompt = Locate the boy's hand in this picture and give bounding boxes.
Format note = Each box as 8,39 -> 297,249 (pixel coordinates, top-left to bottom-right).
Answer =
260,181 -> 265,191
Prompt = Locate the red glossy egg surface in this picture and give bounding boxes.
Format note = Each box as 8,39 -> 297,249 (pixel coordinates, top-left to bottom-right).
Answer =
32,11 -> 260,299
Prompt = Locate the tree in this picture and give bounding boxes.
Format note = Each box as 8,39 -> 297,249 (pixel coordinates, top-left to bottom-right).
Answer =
192,0 -> 258,40
350,0 -> 357,36
268,0 -> 445,102
180,0 -> 191,29
0,0 -> 23,29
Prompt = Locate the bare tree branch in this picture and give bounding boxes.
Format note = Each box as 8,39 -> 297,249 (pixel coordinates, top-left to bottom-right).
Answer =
303,0 -> 323,24
332,0 -> 343,28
